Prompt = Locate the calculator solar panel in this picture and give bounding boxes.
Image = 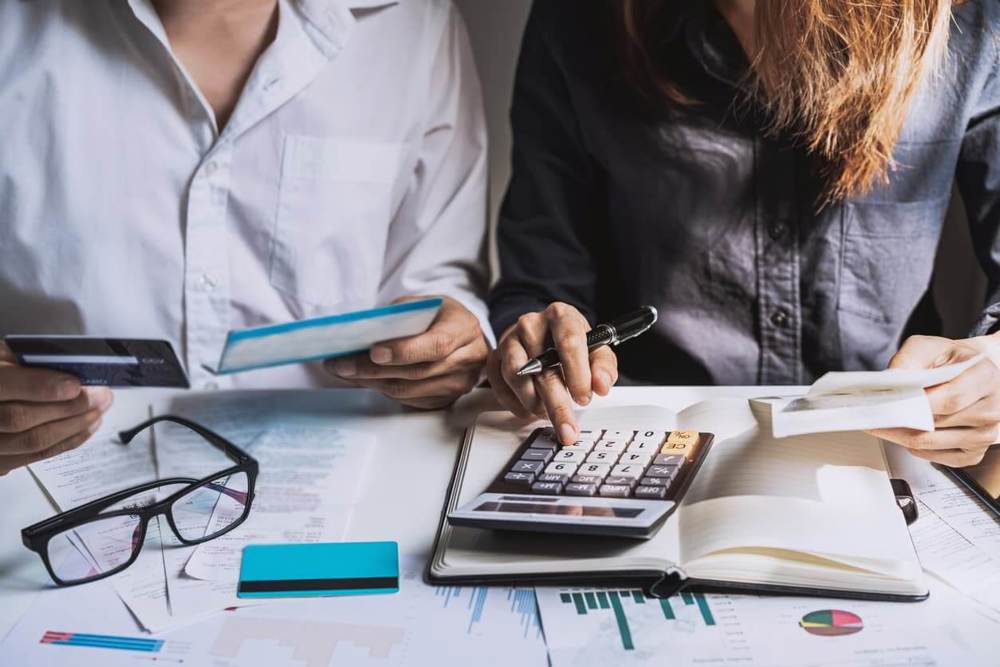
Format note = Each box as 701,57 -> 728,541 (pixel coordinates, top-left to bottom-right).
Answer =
448,426 -> 715,538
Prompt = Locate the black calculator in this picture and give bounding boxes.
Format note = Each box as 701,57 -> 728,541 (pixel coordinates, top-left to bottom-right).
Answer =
448,426 -> 715,538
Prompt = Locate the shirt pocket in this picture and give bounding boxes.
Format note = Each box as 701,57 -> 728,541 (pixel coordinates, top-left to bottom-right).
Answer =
269,135 -> 405,310
839,197 -> 947,324
837,139 -> 958,325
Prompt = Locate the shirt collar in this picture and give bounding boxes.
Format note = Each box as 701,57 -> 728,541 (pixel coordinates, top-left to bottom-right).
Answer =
661,3 -> 749,88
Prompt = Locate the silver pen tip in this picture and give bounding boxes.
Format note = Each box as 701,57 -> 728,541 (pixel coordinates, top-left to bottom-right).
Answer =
516,360 -> 542,376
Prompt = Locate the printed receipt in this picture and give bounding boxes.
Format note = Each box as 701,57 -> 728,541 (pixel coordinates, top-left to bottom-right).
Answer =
770,353 -> 987,438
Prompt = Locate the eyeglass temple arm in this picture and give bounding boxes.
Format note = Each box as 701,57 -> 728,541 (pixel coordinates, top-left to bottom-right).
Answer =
117,414 -> 255,465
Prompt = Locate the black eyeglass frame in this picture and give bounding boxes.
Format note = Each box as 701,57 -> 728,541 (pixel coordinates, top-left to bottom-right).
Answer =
21,414 -> 259,587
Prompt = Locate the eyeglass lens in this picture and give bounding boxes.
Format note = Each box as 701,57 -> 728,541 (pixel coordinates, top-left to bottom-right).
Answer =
170,471 -> 251,542
44,487 -> 165,584
45,472 -> 249,584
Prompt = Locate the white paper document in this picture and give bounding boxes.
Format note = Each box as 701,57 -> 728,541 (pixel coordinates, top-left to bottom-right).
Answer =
771,354 -> 985,437
908,500 -> 1000,617
123,422 -> 372,632
535,581 -> 998,667
27,424 -> 156,510
181,425 -> 367,582
0,558 -> 547,667
23,396 -> 374,634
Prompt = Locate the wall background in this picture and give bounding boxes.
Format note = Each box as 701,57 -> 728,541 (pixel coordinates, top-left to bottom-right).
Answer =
453,0 -> 986,336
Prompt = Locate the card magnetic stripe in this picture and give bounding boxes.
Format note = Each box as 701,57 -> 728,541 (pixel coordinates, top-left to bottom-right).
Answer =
237,575 -> 399,594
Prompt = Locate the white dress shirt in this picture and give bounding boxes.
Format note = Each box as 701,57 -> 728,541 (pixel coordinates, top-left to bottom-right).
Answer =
0,0 -> 489,390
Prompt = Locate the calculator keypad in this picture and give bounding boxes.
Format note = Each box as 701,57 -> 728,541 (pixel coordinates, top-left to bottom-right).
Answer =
491,427 -> 711,502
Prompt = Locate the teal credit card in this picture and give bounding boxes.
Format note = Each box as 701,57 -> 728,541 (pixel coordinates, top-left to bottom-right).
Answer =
237,542 -> 399,599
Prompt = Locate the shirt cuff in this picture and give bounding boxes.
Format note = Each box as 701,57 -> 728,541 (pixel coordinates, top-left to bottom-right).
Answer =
439,289 -> 496,349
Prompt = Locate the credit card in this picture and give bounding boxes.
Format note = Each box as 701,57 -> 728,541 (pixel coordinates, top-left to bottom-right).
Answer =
237,541 -> 399,599
4,336 -> 189,388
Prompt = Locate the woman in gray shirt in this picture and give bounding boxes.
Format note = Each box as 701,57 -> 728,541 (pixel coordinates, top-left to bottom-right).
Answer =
487,0 -> 1000,467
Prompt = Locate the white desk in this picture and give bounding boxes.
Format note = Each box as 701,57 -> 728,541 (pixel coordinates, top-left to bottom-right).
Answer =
0,385 -> 777,639
2,385 -> 999,664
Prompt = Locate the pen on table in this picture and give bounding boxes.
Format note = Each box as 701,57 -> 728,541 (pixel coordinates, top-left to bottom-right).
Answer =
516,306 -> 658,376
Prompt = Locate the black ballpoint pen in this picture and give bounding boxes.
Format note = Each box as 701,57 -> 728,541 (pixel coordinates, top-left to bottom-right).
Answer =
515,306 -> 659,376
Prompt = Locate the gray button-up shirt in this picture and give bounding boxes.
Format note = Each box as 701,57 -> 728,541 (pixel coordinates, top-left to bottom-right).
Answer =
488,0 -> 1000,385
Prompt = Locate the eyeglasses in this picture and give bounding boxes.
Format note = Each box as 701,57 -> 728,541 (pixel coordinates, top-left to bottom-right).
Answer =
21,415 -> 258,587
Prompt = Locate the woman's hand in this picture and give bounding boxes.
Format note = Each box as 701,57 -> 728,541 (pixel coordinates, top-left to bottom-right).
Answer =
325,296 -> 488,409
486,302 -> 618,444
868,335 -> 1000,467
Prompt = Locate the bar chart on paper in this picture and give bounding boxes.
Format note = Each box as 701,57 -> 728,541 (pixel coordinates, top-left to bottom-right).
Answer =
434,585 -> 543,639
536,586 -> 967,667
537,586 -> 747,665
557,589 -> 716,650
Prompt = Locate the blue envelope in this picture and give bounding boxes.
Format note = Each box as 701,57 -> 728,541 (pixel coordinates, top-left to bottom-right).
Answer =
237,542 -> 400,599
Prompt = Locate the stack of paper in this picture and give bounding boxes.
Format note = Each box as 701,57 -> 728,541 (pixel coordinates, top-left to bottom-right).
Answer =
770,354 -> 984,437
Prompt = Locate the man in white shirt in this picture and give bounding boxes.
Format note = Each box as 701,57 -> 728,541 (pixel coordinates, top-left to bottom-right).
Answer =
0,0 -> 491,474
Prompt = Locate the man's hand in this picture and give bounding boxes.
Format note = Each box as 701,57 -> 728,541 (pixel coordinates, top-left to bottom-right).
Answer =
868,335 -> 1000,467
486,302 -> 618,445
325,296 -> 488,409
0,343 -> 113,476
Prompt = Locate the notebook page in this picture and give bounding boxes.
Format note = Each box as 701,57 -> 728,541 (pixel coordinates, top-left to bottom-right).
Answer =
674,399 -> 919,577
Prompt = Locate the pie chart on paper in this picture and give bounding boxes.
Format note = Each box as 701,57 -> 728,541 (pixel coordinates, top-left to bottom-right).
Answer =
799,609 -> 864,636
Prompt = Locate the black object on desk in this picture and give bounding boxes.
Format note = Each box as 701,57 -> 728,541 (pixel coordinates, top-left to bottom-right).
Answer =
516,306 -> 657,376
939,444 -> 1000,518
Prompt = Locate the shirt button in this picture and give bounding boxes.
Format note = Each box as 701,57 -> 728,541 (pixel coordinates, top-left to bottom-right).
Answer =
203,160 -> 218,177
768,223 -> 787,240
770,309 -> 789,328
198,273 -> 217,292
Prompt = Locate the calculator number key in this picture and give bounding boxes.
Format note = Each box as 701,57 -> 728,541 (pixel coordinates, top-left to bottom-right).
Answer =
627,439 -> 662,454
585,451 -> 620,464
553,449 -> 588,463
619,452 -> 653,467
577,463 -> 612,479
545,462 -> 578,477
610,464 -> 644,479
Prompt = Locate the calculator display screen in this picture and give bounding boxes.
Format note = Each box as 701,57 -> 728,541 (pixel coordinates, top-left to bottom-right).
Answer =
473,501 -> 644,518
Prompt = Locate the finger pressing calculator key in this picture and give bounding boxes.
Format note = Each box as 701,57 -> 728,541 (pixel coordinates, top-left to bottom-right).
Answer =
451,426 -> 716,539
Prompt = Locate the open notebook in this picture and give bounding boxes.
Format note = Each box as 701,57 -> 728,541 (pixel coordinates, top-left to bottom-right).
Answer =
428,399 -> 926,601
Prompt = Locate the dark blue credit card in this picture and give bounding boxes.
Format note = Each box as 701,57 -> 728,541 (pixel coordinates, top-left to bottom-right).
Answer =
4,336 -> 189,388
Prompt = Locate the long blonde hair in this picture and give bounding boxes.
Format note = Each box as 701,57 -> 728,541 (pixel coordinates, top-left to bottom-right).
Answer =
618,0 -> 954,202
